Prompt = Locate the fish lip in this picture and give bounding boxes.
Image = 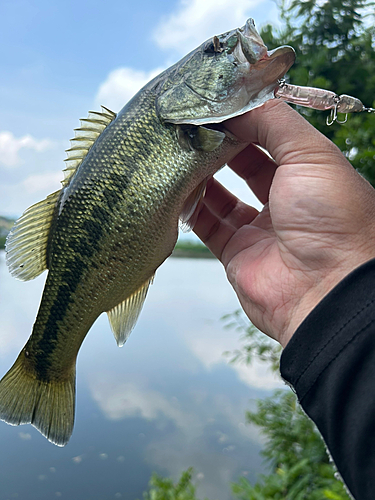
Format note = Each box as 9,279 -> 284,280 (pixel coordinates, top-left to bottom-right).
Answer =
267,45 -> 295,63
235,19 -> 295,70
236,18 -> 268,64
261,45 -> 296,82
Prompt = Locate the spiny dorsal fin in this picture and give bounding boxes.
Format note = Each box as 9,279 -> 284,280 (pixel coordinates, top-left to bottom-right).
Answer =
107,276 -> 154,347
5,106 -> 116,282
62,105 -> 116,187
6,190 -> 60,281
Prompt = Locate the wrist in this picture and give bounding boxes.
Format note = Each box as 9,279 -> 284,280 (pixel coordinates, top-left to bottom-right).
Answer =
281,256 -> 375,347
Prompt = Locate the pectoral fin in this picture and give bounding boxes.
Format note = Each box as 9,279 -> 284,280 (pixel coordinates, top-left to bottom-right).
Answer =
176,125 -> 225,152
179,178 -> 208,233
107,276 -> 154,347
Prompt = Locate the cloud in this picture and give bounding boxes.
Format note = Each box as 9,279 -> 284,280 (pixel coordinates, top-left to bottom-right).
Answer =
95,67 -> 165,113
152,0 -> 268,55
0,131 -> 52,168
19,432 -> 32,440
22,171 -> 62,194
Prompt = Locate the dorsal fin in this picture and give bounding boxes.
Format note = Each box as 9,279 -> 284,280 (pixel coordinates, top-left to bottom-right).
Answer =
62,106 -> 116,187
6,190 -> 60,281
6,106 -> 116,282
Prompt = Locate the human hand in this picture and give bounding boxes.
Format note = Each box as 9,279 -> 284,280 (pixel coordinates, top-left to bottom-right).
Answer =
194,100 -> 375,347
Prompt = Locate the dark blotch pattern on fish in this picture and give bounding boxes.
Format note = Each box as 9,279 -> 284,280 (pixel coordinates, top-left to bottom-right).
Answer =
35,256 -> 86,380
32,167 -> 142,379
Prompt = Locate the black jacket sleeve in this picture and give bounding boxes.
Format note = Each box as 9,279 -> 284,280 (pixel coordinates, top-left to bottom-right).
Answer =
280,258 -> 375,500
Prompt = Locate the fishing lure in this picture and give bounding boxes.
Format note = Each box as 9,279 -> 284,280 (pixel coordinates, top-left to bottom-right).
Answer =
275,79 -> 375,125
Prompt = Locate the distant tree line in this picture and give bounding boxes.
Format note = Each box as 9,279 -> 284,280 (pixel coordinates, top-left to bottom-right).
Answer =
0,216 -> 14,250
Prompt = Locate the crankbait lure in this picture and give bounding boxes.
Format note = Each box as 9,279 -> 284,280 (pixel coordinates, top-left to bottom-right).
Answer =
276,79 -> 375,125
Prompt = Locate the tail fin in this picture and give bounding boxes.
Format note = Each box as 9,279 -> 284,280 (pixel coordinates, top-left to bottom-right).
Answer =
0,354 -> 75,446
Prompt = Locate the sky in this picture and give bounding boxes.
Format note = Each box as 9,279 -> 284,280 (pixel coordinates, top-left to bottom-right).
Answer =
0,0 -> 284,222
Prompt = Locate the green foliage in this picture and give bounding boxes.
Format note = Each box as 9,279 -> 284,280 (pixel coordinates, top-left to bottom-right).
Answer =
235,391 -> 349,499
223,310 -> 281,373
0,215 -> 14,250
232,465 -> 348,500
224,312 -> 350,499
172,240 -> 214,259
142,468 -> 204,500
246,391 -> 325,468
261,0 -> 375,185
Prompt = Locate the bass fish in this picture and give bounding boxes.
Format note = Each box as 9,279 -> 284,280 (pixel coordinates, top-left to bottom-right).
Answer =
0,19 -> 294,446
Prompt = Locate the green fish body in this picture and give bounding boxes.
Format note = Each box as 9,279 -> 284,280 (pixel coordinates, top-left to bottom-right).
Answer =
0,19 -> 295,445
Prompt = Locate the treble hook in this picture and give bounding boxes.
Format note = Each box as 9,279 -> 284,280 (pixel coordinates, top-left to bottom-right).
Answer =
327,106 -> 348,126
326,107 -> 337,126
337,113 -> 348,125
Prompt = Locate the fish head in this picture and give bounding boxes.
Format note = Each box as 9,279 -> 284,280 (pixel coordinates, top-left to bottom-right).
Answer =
156,18 -> 295,125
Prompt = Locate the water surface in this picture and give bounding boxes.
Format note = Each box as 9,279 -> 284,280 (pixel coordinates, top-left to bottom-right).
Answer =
0,253 -> 281,500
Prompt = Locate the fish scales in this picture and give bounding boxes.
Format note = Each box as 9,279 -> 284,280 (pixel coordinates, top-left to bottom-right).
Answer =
0,18 -> 295,445
28,88 -> 239,380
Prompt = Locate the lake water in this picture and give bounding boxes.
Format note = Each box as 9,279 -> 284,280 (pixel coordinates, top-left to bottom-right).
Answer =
0,251 -> 281,500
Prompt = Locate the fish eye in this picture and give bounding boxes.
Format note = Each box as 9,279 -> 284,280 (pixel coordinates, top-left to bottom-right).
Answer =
226,34 -> 238,50
204,36 -> 223,54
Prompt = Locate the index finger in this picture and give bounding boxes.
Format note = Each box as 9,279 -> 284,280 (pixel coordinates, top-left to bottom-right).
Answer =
227,142 -> 278,205
225,99 -> 342,167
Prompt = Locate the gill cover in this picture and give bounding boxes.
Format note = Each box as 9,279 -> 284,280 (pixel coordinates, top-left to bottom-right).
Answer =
156,19 -> 295,125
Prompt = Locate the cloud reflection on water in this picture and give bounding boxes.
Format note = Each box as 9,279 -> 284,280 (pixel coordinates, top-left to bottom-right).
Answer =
0,253 -> 278,500
81,258 -> 279,499
90,379 -> 194,428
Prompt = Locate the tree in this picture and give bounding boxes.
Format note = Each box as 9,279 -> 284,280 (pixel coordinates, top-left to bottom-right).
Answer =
224,313 -> 350,500
141,468 -> 204,500
261,0 -> 375,184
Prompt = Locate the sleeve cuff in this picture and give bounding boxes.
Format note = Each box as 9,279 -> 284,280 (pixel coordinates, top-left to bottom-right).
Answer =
280,258 -> 375,400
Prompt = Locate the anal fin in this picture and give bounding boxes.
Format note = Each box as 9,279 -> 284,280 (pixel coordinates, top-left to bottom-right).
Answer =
107,276 -> 154,347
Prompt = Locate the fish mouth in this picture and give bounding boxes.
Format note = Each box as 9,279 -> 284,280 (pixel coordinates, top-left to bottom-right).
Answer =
236,18 -> 268,64
197,21 -> 295,123
258,45 -> 296,85
156,19 -> 296,126
235,19 -> 295,80
200,42 -> 295,124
